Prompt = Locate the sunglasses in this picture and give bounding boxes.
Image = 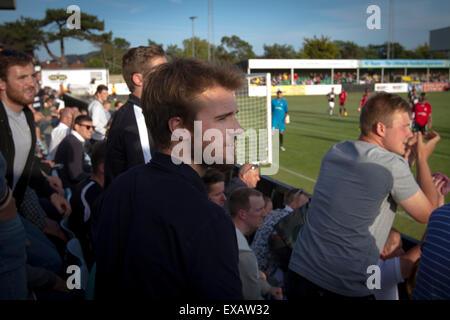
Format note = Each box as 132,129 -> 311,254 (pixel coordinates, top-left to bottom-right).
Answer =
79,124 -> 94,130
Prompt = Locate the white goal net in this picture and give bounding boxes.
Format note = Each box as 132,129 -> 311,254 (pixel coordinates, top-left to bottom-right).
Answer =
234,73 -> 272,165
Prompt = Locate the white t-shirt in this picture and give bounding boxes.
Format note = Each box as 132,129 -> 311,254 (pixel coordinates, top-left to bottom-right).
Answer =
3,104 -> 32,190
88,99 -> 107,141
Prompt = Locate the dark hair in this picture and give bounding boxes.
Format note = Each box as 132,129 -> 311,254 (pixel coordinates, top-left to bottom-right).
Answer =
360,92 -> 410,136
95,85 -> 108,95
228,187 -> 262,218
202,169 -> 225,192
91,141 -> 107,174
284,188 -> 306,206
122,46 -> 165,92
0,50 -> 33,81
142,58 -> 245,152
74,115 -> 92,126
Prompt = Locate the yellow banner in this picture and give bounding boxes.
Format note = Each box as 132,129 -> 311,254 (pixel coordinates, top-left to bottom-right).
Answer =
271,85 -> 306,96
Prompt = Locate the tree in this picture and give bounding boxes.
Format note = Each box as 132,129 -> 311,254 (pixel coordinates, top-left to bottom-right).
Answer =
334,40 -> 365,59
413,43 -> 448,59
263,43 -> 298,59
165,44 -> 183,60
86,35 -> 130,74
0,17 -> 42,54
39,9 -> 107,67
216,35 -> 255,63
301,35 -> 338,59
148,39 -> 163,48
181,37 -> 210,60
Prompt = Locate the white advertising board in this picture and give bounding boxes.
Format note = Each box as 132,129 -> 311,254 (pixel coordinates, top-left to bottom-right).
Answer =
374,83 -> 408,93
305,84 -> 342,95
108,83 -> 131,95
41,68 -> 109,94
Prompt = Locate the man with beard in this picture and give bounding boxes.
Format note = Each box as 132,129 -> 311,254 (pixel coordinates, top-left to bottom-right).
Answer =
95,58 -> 245,300
0,50 -> 71,217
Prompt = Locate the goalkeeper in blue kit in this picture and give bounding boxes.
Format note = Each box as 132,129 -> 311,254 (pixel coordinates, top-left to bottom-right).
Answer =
272,90 -> 289,151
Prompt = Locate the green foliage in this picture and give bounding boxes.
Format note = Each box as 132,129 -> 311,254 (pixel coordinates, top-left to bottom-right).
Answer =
334,41 -> 366,59
86,36 -> 130,74
301,35 -> 338,59
39,8 -> 107,67
0,17 -> 42,54
148,39 -> 163,48
263,43 -> 298,59
165,44 -> 183,61
181,37 -> 211,60
216,35 -> 255,63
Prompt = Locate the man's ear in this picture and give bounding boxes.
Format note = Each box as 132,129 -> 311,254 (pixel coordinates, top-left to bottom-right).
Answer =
168,116 -> 184,135
132,73 -> 143,88
375,122 -> 386,137
237,208 -> 247,221
0,78 -> 6,91
98,162 -> 105,175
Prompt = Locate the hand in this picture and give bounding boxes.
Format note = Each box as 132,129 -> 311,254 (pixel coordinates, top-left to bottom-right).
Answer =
46,175 -> 64,197
42,217 -> 68,242
50,193 -> 72,218
416,131 -> 440,162
432,175 -> 447,208
259,270 -> 267,281
404,135 -> 417,168
269,287 -> 283,300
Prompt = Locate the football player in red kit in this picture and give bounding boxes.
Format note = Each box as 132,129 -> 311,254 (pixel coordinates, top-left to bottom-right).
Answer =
412,92 -> 432,134
358,88 -> 370,113
339,88 -> 347,117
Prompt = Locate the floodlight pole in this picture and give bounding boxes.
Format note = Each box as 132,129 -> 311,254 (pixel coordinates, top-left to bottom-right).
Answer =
208,0 -> 211,61
387,0 -> 393,59
190,16 -> 197,58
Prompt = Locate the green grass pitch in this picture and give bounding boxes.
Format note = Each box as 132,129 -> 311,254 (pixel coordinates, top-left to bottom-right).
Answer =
244,91 -> 450,240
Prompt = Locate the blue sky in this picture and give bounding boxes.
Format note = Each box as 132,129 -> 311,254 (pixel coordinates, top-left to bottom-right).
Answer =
1,0 -> 449,61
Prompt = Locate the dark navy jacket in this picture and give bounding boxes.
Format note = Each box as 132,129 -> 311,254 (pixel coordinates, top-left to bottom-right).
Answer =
94,152 -> 243,300
104,94 -> 145,189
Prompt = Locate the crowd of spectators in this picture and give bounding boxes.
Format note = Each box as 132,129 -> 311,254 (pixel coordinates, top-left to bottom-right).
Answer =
269,70 -> 449,86
1,48 -> 449,302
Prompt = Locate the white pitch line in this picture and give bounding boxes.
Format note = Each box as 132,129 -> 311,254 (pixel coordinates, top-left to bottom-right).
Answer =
279,166 -> 317,183
288,124 -> 355,141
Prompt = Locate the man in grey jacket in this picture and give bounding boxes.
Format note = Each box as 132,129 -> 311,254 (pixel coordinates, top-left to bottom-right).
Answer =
229,187 -> 283,300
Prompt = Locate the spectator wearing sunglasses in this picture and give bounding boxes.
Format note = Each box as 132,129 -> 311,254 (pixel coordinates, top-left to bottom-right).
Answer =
54,115 -> 94,191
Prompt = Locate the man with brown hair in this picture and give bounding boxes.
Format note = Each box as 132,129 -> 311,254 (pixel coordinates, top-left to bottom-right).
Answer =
229,187 -> 283,300
287,92 -> 440,299
104,45 -> 167,187
0,50 -> 70,217
95,58 -> 244,300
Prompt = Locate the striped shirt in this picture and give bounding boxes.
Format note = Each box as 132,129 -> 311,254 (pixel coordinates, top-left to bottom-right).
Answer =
413,203 -> 450,300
